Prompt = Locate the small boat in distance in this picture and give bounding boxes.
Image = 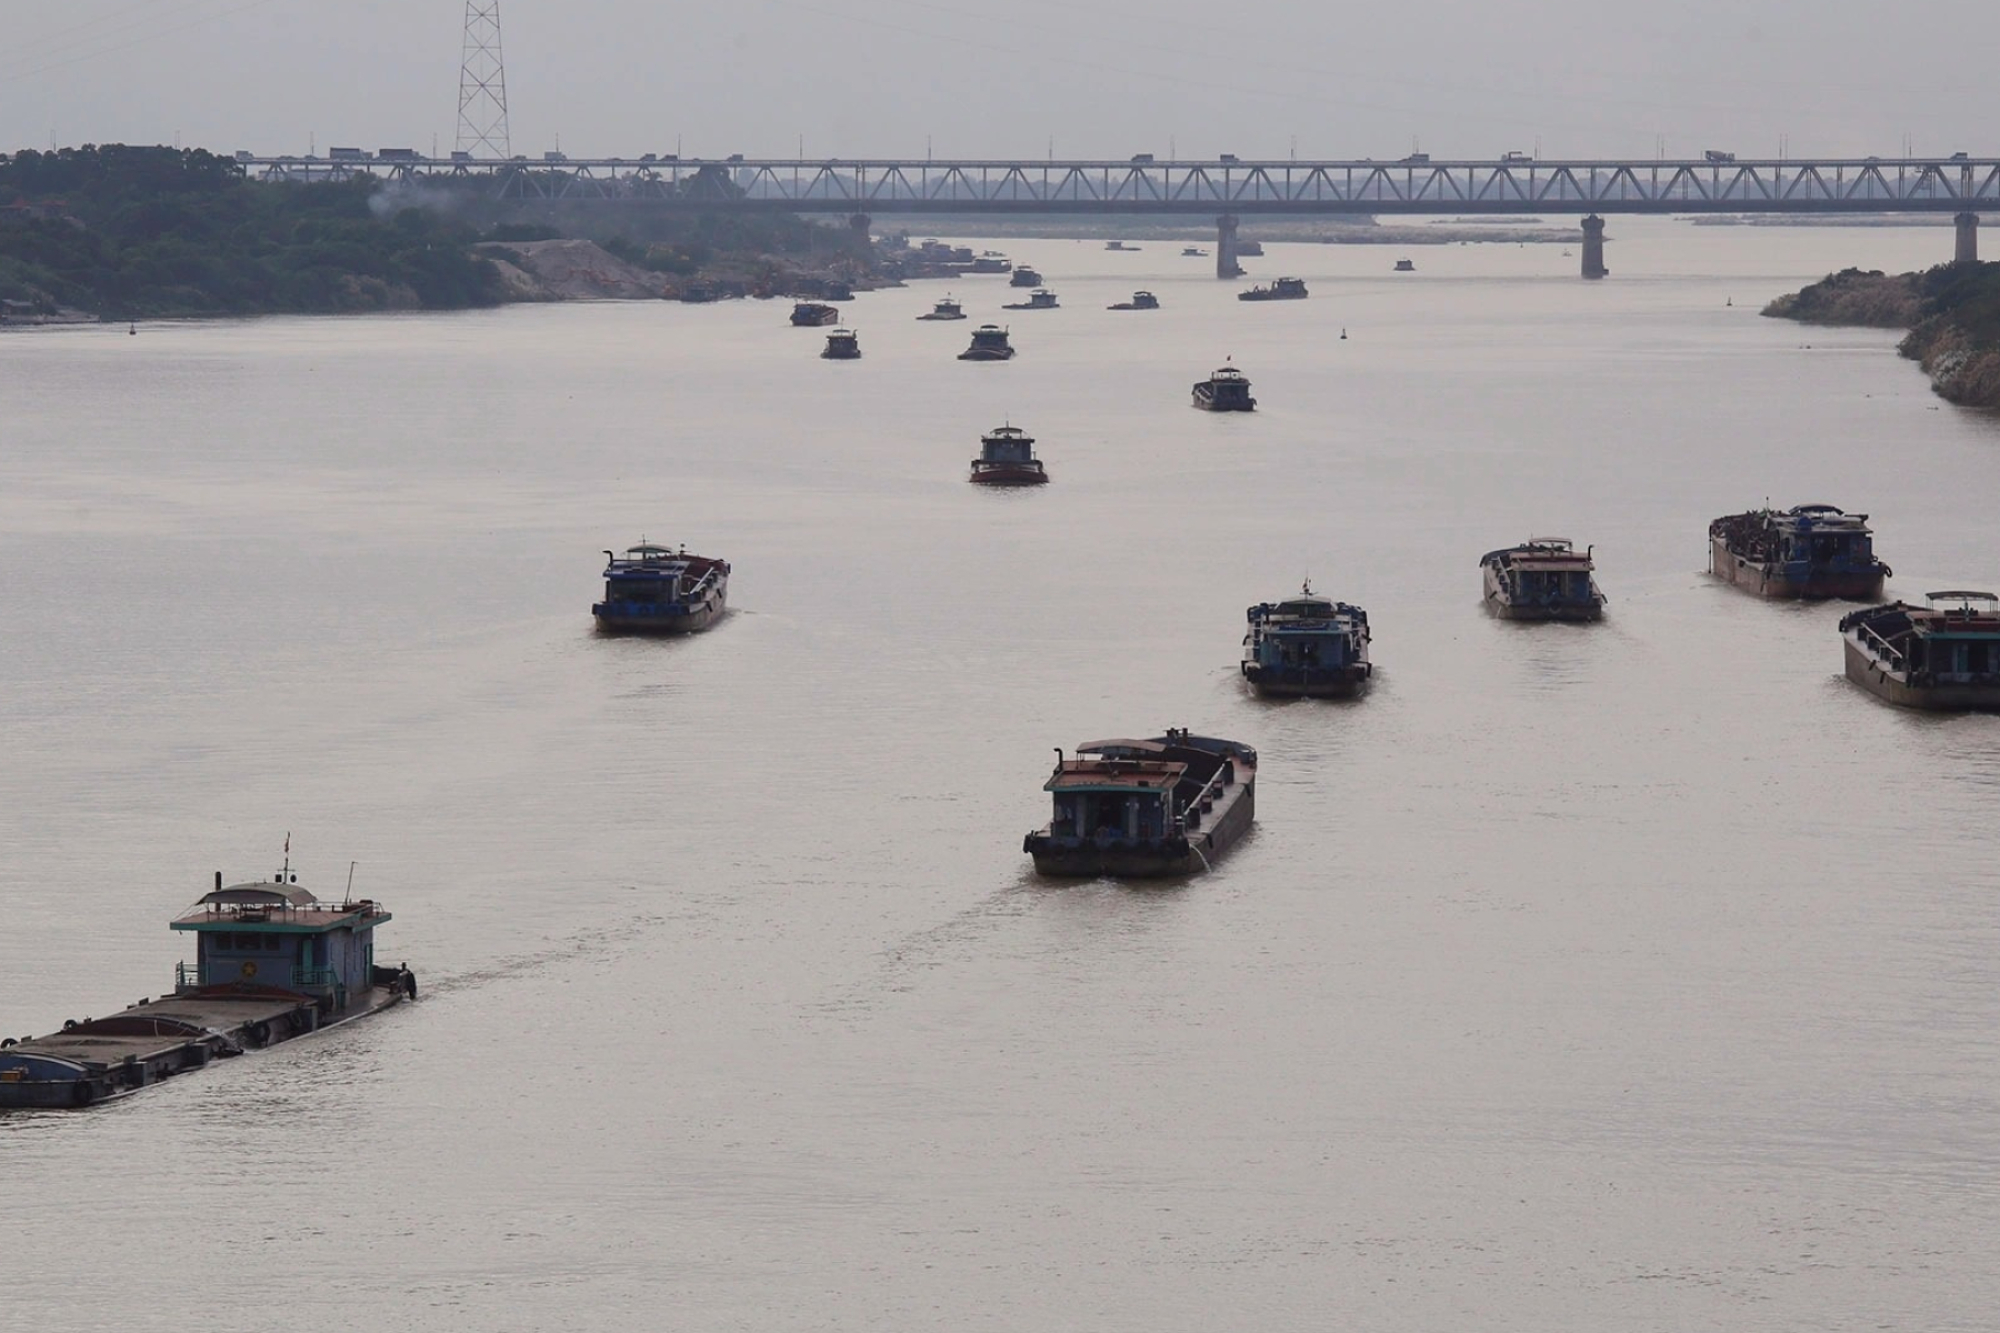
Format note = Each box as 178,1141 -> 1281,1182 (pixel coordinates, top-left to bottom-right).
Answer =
1105,240 -> 1140,251
1238,276 -> 1309,301
1108,291 -> 1161,311
1235,239 -> 1265,257
1393,258 -> 1416,272
1241,582 -> 1372,698
970,425 -> 1049,486
918,296 -> 967,321
790,301 -> 840,326
1841,591 -> 2000,710
1709,504 -> 1890,600
959,324 -> 1016,361
592,541 -> 730,634
1193,362 -> 1256,411
1480,539 -> 1606,620
821,327 -> 861,359
969,253 -> 1013,274
1182,246 -> 1208,257
1009,266 -> 1044,288
0,859 -> 416,1109
1024,730 -> 1258,878
1001,288 -> 1060,311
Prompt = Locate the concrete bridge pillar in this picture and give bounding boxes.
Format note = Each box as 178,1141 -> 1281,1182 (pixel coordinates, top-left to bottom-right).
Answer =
1955,212 -> 1978,264
848,213 -> 872,238
1581,215 -> 1608,280
1216,214 -> 1244,279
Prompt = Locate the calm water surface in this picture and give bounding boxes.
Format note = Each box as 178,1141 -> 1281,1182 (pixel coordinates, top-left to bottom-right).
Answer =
3,218 -> 1997,1331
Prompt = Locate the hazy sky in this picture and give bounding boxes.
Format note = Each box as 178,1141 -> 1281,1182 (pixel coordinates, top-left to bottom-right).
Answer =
1,0 -> 1994,161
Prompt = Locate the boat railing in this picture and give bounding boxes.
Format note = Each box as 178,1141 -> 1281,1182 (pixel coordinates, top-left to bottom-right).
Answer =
1854,621 -> 1907,670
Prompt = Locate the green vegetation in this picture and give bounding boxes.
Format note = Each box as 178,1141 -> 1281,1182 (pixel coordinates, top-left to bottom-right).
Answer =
0,144 -> 501,318
1765,260 -> 2000,408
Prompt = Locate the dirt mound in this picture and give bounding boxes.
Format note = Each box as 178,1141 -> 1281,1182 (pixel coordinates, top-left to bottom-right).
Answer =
472,239 -> 667,301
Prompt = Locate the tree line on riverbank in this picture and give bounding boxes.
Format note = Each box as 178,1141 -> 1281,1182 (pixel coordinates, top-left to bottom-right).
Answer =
1764,260 -> 2000,408
0,145 -> 875,320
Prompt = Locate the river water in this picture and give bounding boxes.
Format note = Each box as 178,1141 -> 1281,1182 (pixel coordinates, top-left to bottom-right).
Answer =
2,217 -> 1996,1331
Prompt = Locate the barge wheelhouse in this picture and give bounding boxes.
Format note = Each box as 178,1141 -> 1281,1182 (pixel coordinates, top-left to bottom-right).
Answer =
1024,730 -> 1257,878
0,865 -> 414,1110
1193,363 -> 1256,411
1241,583 -> 1372,697
1709,504 -> 1890,599
1840,591 -> 2000,710
1480,539 -> 1606,620
592,541 -> 730,634
970,425 -> 1048,485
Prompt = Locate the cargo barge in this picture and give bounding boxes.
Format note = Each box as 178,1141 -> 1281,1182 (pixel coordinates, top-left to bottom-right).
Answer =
592,541 -> 730,633
1840,590 -> 2000,710
0,864 -> 415,1109
1481,538 -> 1606,620
1709,504 -> 1890,599
1241,582 -> 1372,697
1024,730 -> 1257,878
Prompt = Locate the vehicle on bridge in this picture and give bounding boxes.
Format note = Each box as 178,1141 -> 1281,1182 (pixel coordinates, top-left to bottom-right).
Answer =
1238,277 -> 1308,302
959,324 -> 1015,361
1704,149 -> 1736,163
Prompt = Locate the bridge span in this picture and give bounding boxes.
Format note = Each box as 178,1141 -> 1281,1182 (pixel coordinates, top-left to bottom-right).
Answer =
249,153 -> 1997,278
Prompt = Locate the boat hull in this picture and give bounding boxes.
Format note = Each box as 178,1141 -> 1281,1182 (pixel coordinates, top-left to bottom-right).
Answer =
1026,785 -> 1254,878
1192,389 -> 1255,411
959,348 -> 1015,361
917,312 -> 967,321
970,467 -> 1047,486
1241,665 -> 1370,698
1842,636 -> 2000,711
1710,538 -> 1884,600
593,585 -> 729,634
0,982 -> 408,1110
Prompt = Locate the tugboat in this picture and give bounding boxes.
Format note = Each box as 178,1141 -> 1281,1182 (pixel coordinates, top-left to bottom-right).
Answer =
1240,582 -> 1372,697
1238,276 -> 1309,301
1393,258 -> 1416,272
821,327 -> 862,359
919,296 -> 967,321
1840,591 -> 2000,710
1480,539 -> 1606,620
1709,504 -> 1890,599
1009,265 -> 1044,288
1001,288 -> 1059,311
1104,240 -> 1140,251
958,324 -> 1016,361
1108,290 -> 1161,311
592,541 -> 730,633
970,425 -> 1048,485
790,301 -> 840,326
1024,730 -> 1258,878
969,253 -> 1013,274
1192,362 -> 1256,411
0,856 -> 416,1109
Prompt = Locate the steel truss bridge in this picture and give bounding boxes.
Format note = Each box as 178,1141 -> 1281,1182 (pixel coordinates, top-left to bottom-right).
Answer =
247,154 -> 2000,216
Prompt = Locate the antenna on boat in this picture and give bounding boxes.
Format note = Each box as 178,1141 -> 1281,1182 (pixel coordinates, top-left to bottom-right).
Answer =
344,861 -> 358,907
280,831 -> 292,885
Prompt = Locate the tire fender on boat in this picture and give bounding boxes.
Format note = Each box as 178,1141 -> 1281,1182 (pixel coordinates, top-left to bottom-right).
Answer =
244,1021 -> 271,1046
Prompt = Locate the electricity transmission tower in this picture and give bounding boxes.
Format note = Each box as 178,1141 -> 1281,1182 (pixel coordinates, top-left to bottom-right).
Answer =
456,3 -> 511,158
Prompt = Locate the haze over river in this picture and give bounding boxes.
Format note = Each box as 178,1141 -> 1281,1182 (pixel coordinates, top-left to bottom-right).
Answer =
3,217 -> 1997,1331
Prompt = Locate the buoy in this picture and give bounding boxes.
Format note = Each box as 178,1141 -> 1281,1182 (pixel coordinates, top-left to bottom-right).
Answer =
1340,328 -> 1348,340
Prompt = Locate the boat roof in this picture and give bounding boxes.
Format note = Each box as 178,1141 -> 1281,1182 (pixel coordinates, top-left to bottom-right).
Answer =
1929,590 -> 1999,604
172,881 -> 391,934
1046,757 -> 1186,793
984,425 -> 1032,439
1208,365 -> 1248,378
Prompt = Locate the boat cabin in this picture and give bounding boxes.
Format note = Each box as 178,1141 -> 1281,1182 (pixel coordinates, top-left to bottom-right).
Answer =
1481,538 -> 1604,615
1850,592 -> 2000,680
979,427 -> 1036,464
1043,745 -> 1187,844
822,327 -> 861,359
173,873 -> 391,1012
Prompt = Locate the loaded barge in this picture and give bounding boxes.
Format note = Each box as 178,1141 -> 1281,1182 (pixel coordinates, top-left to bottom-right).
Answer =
592,541 -> 730,633
1241,582 -> 1372,697
0,866 -> 415,1109
1481,538 -> 1606,620
1709,504 -> 1890,600
1024,730 -> 1257,878
1840,591 -> 2000,711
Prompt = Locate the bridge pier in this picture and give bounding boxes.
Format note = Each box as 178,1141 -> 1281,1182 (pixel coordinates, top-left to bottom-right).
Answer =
849,213 -> 872,238
1955,212 -> 1978,264
1581,215 -> 1608,279
1216,214 -> 1244,279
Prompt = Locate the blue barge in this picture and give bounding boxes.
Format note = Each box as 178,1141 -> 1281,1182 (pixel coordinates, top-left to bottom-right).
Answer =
1024,730 -> 1257,878
1709,504 -> 1890,600
0,865 -> 415,1109
1480,538 -> 1606,620
592,541 -> 730,634
1240,583 -> 1372,697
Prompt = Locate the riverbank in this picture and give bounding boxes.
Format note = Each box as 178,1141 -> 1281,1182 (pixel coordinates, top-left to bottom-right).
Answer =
1765,261 -> 2000,407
